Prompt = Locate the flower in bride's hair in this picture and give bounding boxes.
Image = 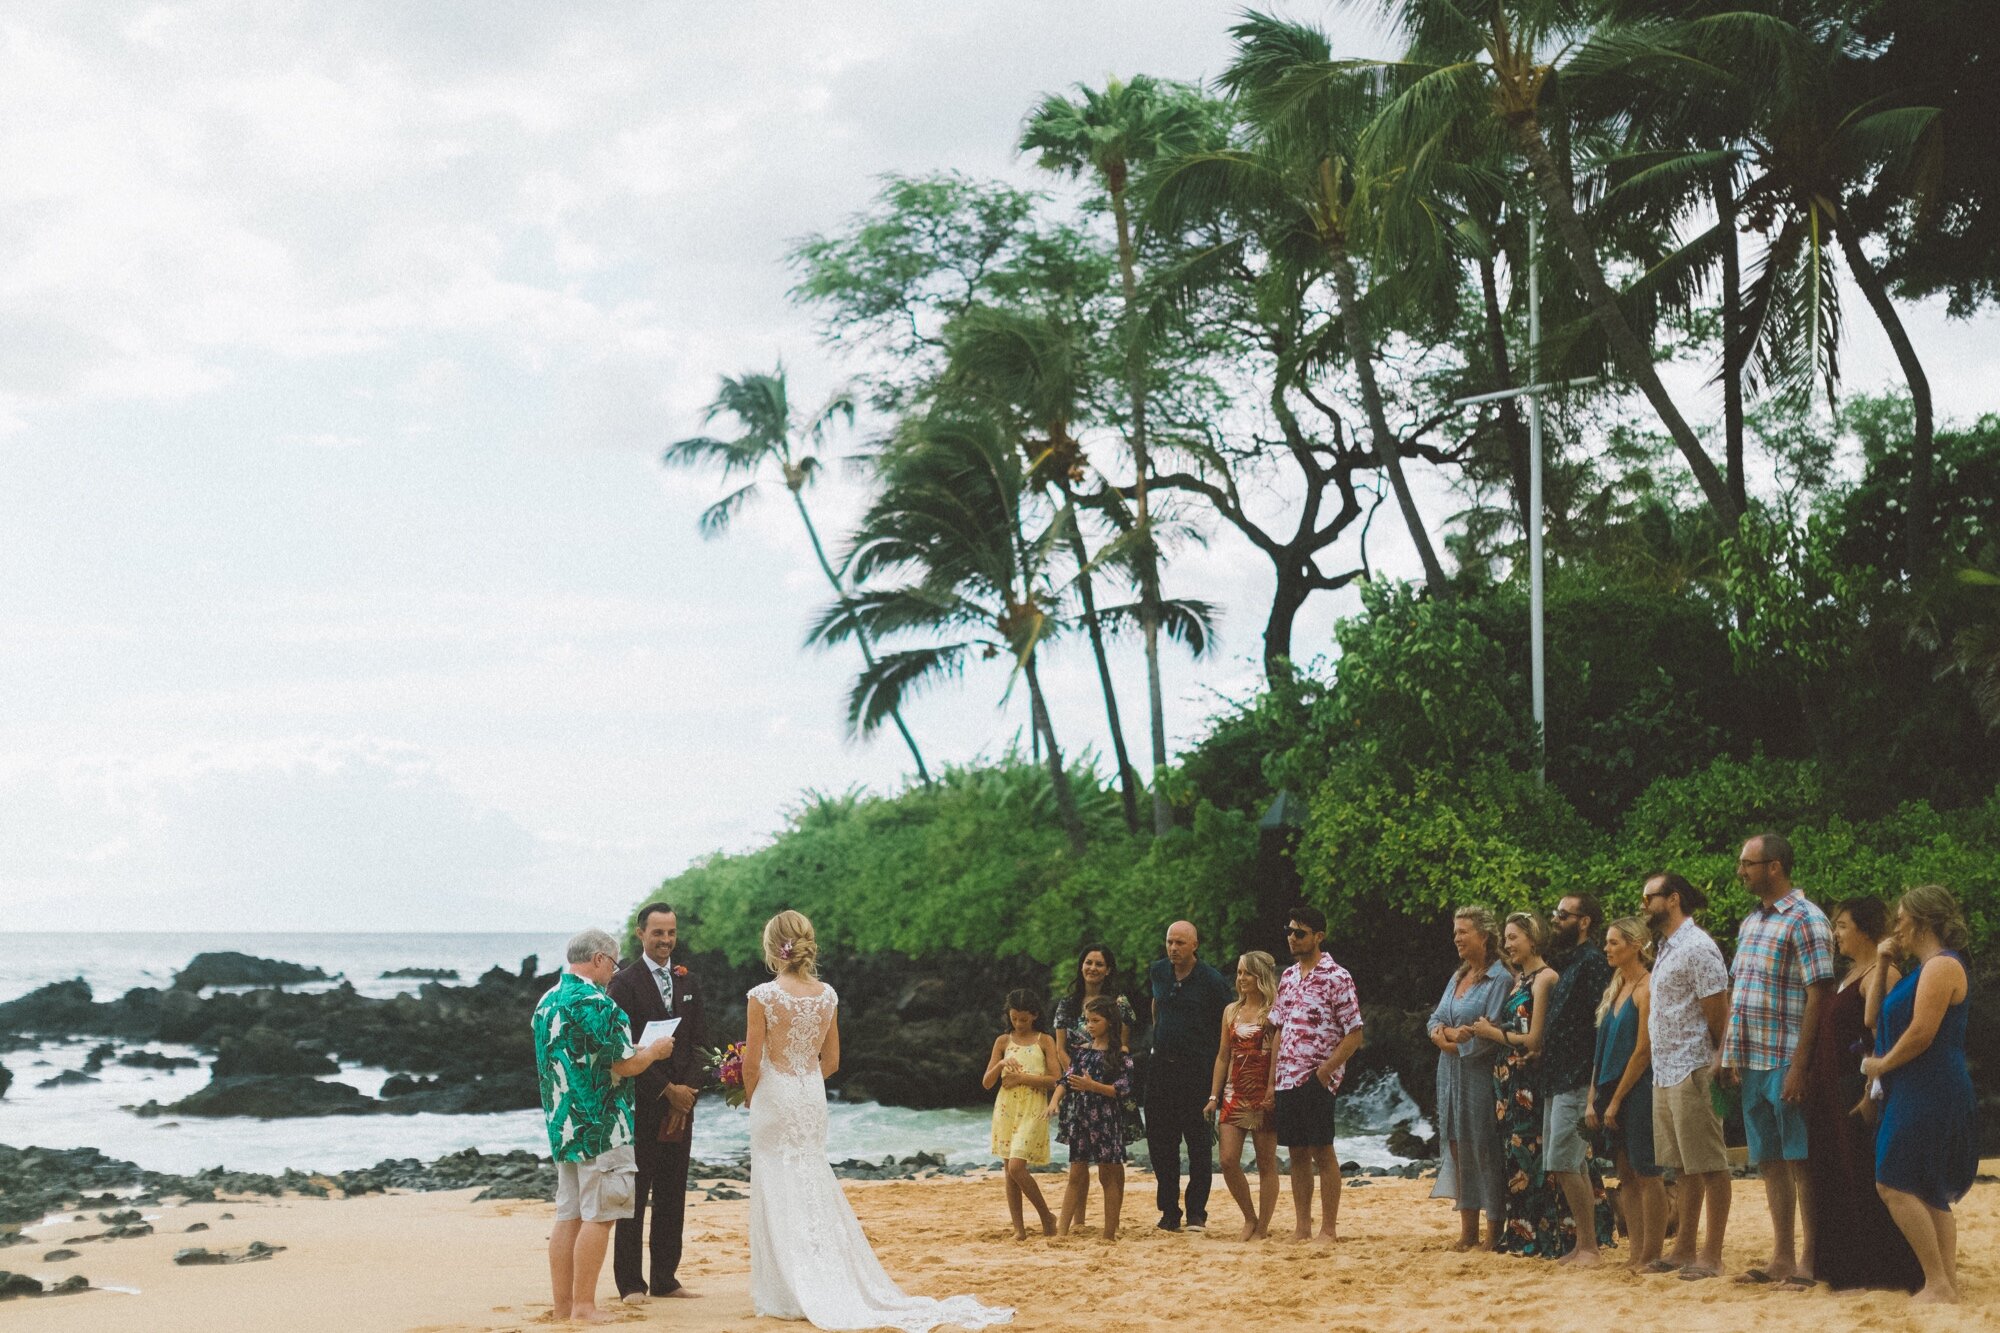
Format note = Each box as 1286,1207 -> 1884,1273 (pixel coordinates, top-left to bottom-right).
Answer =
780,941 -> 795,961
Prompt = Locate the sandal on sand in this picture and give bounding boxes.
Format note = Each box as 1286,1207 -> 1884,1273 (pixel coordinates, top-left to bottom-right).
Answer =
1678,1268 -> 1721,1281
1644,1260 -> 1684,1274
1734,1269 -> 1774,1285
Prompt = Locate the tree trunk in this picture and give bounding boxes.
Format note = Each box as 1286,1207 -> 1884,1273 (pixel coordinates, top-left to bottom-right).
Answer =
1024,655 -> 1090,855
1514,122 -> 1740,525
1715,172 -> 1749,516
1330,251 -> 1451,598
1477,249 -> 1533,535
1059,484 -> 1142,832
1264,566 -> 1311,680
1110,182 -> 1173,835
793,492 -> 931,783
1833,206 -> 1935,575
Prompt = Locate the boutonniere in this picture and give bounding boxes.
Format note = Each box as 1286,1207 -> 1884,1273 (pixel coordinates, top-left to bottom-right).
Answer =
673,964 -> 689,978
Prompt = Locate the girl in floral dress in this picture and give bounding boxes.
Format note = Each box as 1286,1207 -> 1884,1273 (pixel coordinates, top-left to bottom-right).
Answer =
1047,997 -> 1130,1241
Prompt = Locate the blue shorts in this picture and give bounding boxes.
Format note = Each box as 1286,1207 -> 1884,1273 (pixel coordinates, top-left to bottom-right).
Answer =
1740,1066 -> 1808,1163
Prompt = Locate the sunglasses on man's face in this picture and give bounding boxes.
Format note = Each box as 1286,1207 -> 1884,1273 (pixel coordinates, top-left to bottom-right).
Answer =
1285,927 -> 1314,939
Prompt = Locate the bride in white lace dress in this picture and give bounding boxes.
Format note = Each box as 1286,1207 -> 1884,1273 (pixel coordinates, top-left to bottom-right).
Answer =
744,911 -> 1012,1332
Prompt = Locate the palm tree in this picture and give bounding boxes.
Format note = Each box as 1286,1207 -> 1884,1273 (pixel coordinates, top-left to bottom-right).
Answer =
808,408 -> 1091,852
1021,75 -> 1210,834
664,368 -> 931,783
1365,0 -> 1742,524
1145,15 -> 1455,597
1583,4 -> 1941,571
940,304 -> 1147,831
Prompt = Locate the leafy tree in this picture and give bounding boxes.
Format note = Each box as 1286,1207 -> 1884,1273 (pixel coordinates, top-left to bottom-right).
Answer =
665,368 -> 931,782
788,173 -> 1112,412
1169,14 -> 1456,598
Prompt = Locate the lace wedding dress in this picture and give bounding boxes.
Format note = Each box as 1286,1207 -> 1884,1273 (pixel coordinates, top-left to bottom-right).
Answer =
746,980 -> 1012,1332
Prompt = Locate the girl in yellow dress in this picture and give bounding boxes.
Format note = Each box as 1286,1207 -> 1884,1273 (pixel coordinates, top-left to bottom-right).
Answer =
984,988 -> 1060,1238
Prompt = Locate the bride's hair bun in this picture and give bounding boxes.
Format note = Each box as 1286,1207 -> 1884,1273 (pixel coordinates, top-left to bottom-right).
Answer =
762,910 -> 819,978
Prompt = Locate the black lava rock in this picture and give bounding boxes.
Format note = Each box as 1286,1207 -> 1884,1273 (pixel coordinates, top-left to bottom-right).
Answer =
35,1071 -> 98,1089
211,1027 -> 341,1078
144,1075 -> 377,1118
172,953 -> 331,991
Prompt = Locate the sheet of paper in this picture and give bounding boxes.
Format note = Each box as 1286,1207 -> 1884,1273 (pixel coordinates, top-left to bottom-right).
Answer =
640,1017 -> 681,1047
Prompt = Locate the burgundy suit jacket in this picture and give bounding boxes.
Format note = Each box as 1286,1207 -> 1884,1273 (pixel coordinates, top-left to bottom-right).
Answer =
608,955 -> 706,1133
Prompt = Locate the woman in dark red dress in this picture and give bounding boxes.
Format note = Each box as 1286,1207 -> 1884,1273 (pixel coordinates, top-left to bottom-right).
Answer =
1805,897 -> 1921,1292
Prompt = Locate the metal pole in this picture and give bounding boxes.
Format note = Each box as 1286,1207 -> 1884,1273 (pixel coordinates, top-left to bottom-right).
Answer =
1528,213 -> 1546,785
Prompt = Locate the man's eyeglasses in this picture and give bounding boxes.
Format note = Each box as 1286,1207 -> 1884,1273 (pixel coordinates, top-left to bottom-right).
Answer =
1737,857 -> 1777,867
1284,926 -> 1314,939
1550,909 -> 1578,922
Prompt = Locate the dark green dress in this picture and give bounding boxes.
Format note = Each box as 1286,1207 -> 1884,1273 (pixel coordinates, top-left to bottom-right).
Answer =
1495,969 -> 1566,1256
1494,967 -> 1617,1258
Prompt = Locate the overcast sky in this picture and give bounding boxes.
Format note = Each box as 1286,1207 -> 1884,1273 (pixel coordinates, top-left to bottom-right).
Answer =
3,2 -> 1994,931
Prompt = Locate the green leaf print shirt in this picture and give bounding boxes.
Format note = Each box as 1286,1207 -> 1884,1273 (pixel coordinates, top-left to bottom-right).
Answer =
532,971 -> 637,1162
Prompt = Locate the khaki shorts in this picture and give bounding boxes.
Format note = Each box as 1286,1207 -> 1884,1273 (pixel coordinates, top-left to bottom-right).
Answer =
1652,1067 -> 1729,1175
554,1144 -> 637,1222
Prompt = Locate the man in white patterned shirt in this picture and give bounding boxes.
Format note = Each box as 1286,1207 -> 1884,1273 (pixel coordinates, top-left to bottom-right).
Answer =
1643,872 -> 1733,1280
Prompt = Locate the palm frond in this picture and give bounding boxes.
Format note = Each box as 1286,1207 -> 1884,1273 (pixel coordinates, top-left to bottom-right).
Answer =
844,644 -> 974,736
1091,597 -> 1219,658
662,433 -> 766,476
696,481 -> 761,537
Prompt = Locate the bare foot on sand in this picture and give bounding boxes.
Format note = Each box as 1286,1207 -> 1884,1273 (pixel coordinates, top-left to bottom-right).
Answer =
570,1308 -> 615,1324
1559,1249 -> 1601,1268
662,1288 -> 702,1299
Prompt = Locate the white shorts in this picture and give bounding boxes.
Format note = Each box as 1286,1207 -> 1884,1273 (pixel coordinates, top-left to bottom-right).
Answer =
553,1145 -> 637,1222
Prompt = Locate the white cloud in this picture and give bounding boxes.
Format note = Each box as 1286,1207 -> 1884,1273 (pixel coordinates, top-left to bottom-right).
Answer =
0,736 -> 640,930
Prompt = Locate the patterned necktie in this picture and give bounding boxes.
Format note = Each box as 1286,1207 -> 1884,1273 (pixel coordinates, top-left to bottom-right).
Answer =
654,963 -> 674,1013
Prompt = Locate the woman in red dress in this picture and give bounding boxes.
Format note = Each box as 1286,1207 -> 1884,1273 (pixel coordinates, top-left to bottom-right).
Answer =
1206,951 -> 1280,1239
1804,897 -> 1922,1291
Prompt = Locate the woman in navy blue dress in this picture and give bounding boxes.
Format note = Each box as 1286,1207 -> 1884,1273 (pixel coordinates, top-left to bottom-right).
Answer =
1861,884 -> 1978,1306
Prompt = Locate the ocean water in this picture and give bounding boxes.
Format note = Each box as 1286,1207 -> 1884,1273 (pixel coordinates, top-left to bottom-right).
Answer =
0,933 -> 1421,1176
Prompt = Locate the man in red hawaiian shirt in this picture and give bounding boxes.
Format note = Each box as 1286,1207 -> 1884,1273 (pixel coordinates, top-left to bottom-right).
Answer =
1267,903 -> 1364,1243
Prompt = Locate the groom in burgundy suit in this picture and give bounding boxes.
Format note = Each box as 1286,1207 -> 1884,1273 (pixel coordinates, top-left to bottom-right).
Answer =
608,902 -> 706,1302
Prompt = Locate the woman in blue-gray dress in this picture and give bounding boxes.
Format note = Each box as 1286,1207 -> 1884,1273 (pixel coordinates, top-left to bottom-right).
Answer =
1861,884 -> 1978,1307
1426,904 -> 1513,1250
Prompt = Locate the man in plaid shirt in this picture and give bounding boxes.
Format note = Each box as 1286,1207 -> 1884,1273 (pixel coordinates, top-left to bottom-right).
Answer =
1722,831 -> 1834,1287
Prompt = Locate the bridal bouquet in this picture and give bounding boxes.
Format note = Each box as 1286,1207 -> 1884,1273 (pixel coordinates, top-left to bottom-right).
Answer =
707,1042 -> 748,1108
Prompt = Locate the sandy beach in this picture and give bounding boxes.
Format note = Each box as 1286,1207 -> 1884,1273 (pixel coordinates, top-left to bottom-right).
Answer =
5,1165 -> 1994,1333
